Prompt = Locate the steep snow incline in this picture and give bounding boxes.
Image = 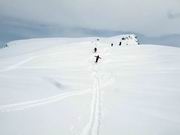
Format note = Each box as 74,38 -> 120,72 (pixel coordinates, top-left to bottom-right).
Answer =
0,37 -> 180,135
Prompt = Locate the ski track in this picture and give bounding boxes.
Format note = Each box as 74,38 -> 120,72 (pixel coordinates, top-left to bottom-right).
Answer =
81,69 -> 102,135
90,71 -> 101,135
0,53 -> 61,72
0,56 -> 37,72
0,43 -> 113,135
0,90 -> 90,112
81,45 -> 111,135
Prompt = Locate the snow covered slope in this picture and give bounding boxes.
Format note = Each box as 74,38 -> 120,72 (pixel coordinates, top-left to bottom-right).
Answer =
0,36 -> 180,135
102,34 -> 139,46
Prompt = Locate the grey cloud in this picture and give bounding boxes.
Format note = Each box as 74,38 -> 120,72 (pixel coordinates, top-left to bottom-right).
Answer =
0,0 -> 180,36
167,11 -> 180,19
1,15 -> 180,47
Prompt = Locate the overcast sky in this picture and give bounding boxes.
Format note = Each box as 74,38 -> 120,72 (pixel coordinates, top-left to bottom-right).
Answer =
0,0 -> 180,36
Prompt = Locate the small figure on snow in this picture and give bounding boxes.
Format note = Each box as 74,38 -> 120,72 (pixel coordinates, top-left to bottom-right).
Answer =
94,47 -> 97,53
95,55 -> 101,63
111,43 -> 113,47
119,42 -> 121,46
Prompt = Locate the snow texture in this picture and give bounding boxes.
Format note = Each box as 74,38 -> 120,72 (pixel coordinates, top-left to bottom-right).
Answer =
0,35 -> 180,135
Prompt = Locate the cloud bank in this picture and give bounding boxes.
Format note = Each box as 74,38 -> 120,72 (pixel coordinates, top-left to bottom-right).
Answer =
0,0 -> 180,36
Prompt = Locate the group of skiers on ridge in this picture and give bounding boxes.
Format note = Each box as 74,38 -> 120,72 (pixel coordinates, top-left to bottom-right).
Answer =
93,38 -> 121,63
93,36 -> 139,63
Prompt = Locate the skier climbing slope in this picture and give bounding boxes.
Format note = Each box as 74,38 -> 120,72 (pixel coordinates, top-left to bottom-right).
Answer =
94,55 -> 101,63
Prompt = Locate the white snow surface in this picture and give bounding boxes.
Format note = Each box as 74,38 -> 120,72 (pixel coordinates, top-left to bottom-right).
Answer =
0,36 -> 180,135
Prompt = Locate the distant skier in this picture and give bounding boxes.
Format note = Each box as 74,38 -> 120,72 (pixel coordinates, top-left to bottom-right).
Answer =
95,55 -> 101,63
94,47 -> 97,53
111,43 -> 113,47
119,42 -> 121,46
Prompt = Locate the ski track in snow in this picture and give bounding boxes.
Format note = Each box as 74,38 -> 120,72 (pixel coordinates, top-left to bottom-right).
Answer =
81,45 -> 111,135
0,56 -> 37,72
0,43 -> 113,135
0,53 -> 61,72
81,69 -> 102,135
0,90 -> 90,112
0,53 -> 93,112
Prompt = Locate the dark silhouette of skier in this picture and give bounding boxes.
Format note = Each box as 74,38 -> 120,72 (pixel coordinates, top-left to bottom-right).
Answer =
95,55 -> 101,63
119,42 -> 121,46
111,43 -> 113,47
94,47 -> 97,53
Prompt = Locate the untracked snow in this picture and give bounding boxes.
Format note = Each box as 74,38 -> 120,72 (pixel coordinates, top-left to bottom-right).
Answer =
0,36 -> 180,135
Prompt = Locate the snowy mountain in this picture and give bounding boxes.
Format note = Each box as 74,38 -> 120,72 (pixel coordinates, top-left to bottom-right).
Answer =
0,17 -> 180,47
0,36 -> 180,135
